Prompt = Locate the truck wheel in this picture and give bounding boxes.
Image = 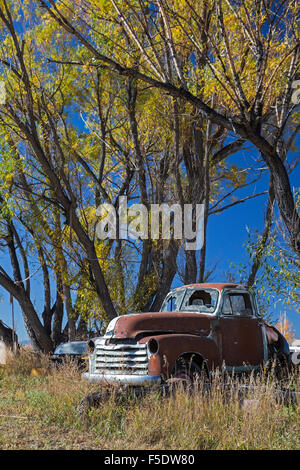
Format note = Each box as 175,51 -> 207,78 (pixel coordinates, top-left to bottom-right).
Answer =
264,353 -> 290,385
171,357 -> 203,385
273,354 -> 291,383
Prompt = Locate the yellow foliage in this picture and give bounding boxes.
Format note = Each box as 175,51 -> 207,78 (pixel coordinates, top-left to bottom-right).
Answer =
275,314 -> 295,345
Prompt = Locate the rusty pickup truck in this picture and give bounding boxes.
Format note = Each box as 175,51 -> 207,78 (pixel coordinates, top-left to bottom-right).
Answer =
83,283 -> 290,386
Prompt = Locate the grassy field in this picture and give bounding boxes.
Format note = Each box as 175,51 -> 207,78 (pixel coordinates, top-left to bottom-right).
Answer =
0,348 -> 299,450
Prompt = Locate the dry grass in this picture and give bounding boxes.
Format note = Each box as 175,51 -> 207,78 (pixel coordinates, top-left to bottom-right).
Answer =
0,348 -> 299,450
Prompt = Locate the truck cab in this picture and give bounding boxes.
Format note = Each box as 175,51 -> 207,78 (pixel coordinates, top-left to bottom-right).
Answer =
83,283 -> 290,385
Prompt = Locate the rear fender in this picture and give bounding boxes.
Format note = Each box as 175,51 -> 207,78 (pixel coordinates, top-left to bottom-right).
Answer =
264,323 -> 291,364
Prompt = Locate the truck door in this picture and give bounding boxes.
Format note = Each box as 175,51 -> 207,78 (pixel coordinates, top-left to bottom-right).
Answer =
218,290 -> 265,371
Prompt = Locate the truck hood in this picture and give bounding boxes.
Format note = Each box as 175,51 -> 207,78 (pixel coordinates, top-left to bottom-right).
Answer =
112,312 -> 212,339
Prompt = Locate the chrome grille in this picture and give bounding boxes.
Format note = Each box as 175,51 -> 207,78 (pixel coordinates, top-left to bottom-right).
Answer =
94,342 -> 149,375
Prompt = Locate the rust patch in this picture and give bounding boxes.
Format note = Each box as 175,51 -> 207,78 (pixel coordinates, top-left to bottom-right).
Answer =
113,312 -> 212,339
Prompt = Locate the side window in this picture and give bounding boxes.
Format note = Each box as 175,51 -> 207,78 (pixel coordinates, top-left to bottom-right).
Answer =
230,295 -> 246,314
160,290 -> 185,312
166,296 -> 175,312
222,293 -> 253,316
164,294 -> 183,312
222,295 -> 232,315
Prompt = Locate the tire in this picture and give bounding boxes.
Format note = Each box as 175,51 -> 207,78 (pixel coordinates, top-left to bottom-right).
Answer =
171,357 -> 204,385
274,354 -> 291,383
265,352 -> 290,383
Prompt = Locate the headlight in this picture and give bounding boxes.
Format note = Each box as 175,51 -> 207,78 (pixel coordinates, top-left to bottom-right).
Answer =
105,317 -> 119,337
87,340 -> 95,353
148,338 -> 159,355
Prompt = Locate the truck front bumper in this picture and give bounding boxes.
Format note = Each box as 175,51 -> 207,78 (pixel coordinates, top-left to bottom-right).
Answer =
82,372 -> 162,386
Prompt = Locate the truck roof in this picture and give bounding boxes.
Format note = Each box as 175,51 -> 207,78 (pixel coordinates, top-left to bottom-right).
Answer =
174,283 -> 248,291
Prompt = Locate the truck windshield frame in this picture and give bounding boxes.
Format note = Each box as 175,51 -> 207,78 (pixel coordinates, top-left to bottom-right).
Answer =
160,288 -> 219,314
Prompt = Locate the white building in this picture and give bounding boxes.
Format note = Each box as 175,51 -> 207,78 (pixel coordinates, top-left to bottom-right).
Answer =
0,340 -> 7,365
290,339 -> 300,366
291,339 -> 300,349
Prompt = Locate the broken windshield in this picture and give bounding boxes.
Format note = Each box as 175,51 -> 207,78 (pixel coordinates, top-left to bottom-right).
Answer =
161,288 -> 219,314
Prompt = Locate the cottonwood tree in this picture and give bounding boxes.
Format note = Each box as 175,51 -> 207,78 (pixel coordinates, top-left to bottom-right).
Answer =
226,189 -> 300,323
0,136 -> 98,350
38,0 -> 268,301
40,0 -> 300,256
1,0 -> 297,351
115,76 -> 267,311
0,1 -> 120,340
275,313 -> 295,344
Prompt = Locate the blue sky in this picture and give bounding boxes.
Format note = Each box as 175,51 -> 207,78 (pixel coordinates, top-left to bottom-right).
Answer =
0,142 -> 299,343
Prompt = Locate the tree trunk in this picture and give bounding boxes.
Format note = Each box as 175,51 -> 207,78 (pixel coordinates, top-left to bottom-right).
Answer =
184,250 -> 197,284
51,274 -> 64,348
150,240 -> 179,312
268,158 -> 300,255
248,178 -> 275,286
